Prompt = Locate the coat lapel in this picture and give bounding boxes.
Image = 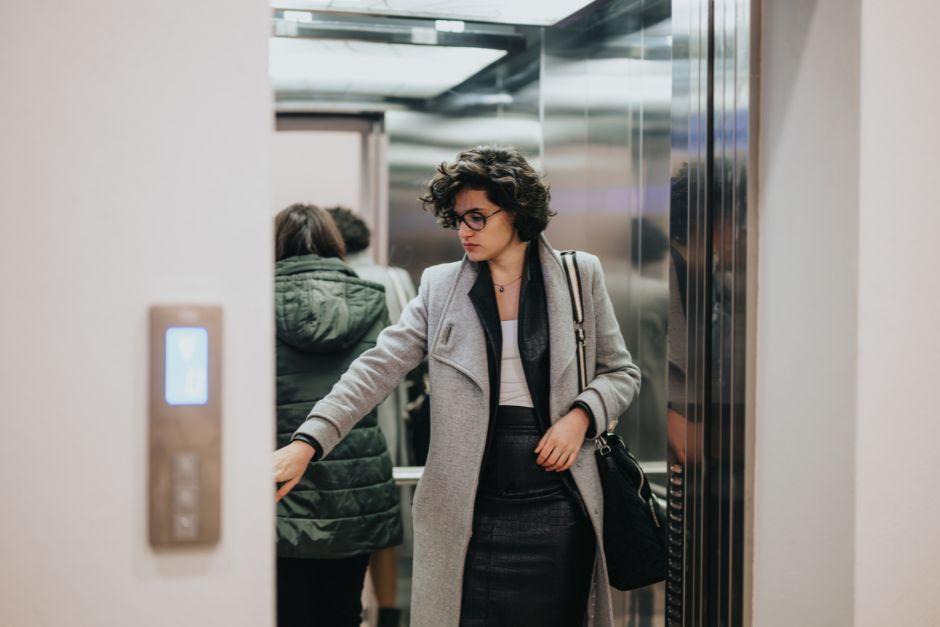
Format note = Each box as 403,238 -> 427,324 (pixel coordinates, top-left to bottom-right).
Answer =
539,232 -> 577,392
428,233 -> 575,403
467,260 -> 502,367
428,258 -> 489,394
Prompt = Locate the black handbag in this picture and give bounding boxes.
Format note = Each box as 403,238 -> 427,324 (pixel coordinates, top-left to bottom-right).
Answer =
560,250 -> 668,591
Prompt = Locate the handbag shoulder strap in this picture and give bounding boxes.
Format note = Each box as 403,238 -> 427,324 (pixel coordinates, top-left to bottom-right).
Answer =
560,250 -> 618,437
559,250 -> 588,393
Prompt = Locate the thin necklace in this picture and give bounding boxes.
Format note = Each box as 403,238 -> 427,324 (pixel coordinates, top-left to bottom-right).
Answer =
493,274 -> 522,293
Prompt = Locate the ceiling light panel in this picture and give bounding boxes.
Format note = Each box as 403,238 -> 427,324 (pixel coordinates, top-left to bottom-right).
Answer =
272,1 -> 597,26
270,38 -> 506,99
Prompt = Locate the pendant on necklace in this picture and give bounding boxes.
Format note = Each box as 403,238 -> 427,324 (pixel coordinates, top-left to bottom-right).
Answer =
498,286 -> 505,293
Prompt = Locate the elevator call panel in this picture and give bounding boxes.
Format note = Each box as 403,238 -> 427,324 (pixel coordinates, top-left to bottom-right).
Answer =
148,305 -> 222,548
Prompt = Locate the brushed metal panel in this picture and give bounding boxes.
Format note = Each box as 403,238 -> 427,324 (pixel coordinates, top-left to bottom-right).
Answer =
148,305 -> 223,548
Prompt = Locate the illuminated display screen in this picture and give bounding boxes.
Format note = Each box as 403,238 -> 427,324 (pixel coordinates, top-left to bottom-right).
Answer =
165,327 -> 209,406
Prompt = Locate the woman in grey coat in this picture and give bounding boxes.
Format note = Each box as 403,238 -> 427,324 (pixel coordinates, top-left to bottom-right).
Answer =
274,145 -> 641,627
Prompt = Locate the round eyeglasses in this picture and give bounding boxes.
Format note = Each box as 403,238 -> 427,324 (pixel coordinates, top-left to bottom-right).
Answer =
447,208 -> 505,231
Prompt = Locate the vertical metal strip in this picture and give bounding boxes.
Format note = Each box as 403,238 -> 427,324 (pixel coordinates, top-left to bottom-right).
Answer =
366,118 -> 390,266
669,0 -> 756,624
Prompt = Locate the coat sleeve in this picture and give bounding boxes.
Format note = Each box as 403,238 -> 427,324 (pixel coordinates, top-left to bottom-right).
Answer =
572,254 -> 642,439
293,268 -> 431,460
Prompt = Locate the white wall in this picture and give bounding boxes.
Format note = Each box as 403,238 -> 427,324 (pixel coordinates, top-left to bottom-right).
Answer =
754,1 -> 860,624
855,1 -> 940,624
756,1 -> 940,624
271,130 -> 361,213
0,2 -> 275,626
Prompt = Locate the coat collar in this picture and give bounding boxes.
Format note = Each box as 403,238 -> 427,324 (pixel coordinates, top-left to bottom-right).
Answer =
428,232 -> 575,394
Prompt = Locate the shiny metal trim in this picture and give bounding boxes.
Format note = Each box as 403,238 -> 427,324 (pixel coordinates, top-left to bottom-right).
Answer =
361,118 -> 390,266
393,461 -> 667,487
275,112 -> 378,132
669,0 -> 758,624
393,466 -> 424,486
272,12 -> 526,52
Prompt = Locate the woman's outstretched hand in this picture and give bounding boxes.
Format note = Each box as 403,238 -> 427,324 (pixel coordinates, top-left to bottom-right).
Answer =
534,407 -> 591,472
274,440 -> 316,502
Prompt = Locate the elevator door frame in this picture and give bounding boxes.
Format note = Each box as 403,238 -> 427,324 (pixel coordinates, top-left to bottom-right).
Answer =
668,0 -> 759,625
274,113 -> 390,266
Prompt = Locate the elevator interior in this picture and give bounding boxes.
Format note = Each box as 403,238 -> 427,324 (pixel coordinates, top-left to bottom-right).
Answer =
270,0 -> 754,624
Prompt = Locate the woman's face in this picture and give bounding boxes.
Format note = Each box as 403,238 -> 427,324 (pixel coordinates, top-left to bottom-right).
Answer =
454,188 -> 520,262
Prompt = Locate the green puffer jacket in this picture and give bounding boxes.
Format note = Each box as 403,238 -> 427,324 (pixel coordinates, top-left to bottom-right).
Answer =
275,254 -> 403,559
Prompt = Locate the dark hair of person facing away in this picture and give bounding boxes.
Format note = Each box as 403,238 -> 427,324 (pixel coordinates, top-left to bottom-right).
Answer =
274,203 -> 346,262
419,145 -> 555,242
630,217 -> 669,267
326,206 -> 371,254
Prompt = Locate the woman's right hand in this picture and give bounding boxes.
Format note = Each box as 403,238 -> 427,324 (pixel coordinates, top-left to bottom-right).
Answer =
273,440 -> 316,502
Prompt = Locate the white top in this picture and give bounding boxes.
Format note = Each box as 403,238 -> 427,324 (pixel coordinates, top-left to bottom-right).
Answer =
498,320 -> 535,407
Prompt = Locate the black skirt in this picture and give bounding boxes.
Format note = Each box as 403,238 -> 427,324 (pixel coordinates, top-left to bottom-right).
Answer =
459,405 -> 596,627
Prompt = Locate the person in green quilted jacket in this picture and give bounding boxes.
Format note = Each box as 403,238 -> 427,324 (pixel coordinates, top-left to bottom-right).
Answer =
273,203 -> 403,627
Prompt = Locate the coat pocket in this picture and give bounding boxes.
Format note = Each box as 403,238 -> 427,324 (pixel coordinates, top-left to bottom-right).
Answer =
437,321 -> 454,348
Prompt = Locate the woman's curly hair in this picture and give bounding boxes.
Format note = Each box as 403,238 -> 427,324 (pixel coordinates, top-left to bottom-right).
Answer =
419,145 -> 555,242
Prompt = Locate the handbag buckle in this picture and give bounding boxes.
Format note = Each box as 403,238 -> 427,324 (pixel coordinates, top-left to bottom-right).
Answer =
595,435 -> 611,455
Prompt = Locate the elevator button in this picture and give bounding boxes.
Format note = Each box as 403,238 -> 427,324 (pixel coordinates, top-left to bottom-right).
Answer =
172,452 -> 200,482
172,512 -> 199,540
174,484 -> 199,509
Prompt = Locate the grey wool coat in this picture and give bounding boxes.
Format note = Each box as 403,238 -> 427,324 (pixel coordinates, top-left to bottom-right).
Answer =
295,232 -> 641,627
